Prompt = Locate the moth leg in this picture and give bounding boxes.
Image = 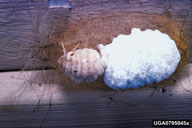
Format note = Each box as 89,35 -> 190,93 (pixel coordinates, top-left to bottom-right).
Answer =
61,42 -> 66,55
72,43 -> 80,51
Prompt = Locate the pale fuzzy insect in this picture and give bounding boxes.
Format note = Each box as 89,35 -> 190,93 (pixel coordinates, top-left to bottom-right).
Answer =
58,43 -> 104,83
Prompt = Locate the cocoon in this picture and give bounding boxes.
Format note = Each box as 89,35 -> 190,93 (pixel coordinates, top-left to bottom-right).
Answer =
98,28 -> 181,89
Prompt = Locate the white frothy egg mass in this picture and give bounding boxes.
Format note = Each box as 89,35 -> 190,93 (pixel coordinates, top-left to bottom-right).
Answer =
98,28 -> 181,89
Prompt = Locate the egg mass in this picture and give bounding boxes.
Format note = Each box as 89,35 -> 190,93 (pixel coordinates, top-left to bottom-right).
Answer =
98,28 -> 181,89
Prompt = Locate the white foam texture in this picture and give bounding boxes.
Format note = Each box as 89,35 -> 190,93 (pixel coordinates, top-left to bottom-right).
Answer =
98,28 -> 181,89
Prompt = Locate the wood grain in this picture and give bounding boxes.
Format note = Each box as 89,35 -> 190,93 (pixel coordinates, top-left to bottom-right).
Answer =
0,0 -> 191,71
0,1 -> 191,127
0,64 -> 192,127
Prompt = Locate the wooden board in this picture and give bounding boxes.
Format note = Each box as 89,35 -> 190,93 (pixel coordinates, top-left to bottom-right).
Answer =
0,0 -> 192,71
0,64 -> 192,127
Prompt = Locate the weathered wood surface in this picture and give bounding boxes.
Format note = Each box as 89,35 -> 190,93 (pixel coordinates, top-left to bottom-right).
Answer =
0,0 -> 192,71
0,64 -> 192,127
